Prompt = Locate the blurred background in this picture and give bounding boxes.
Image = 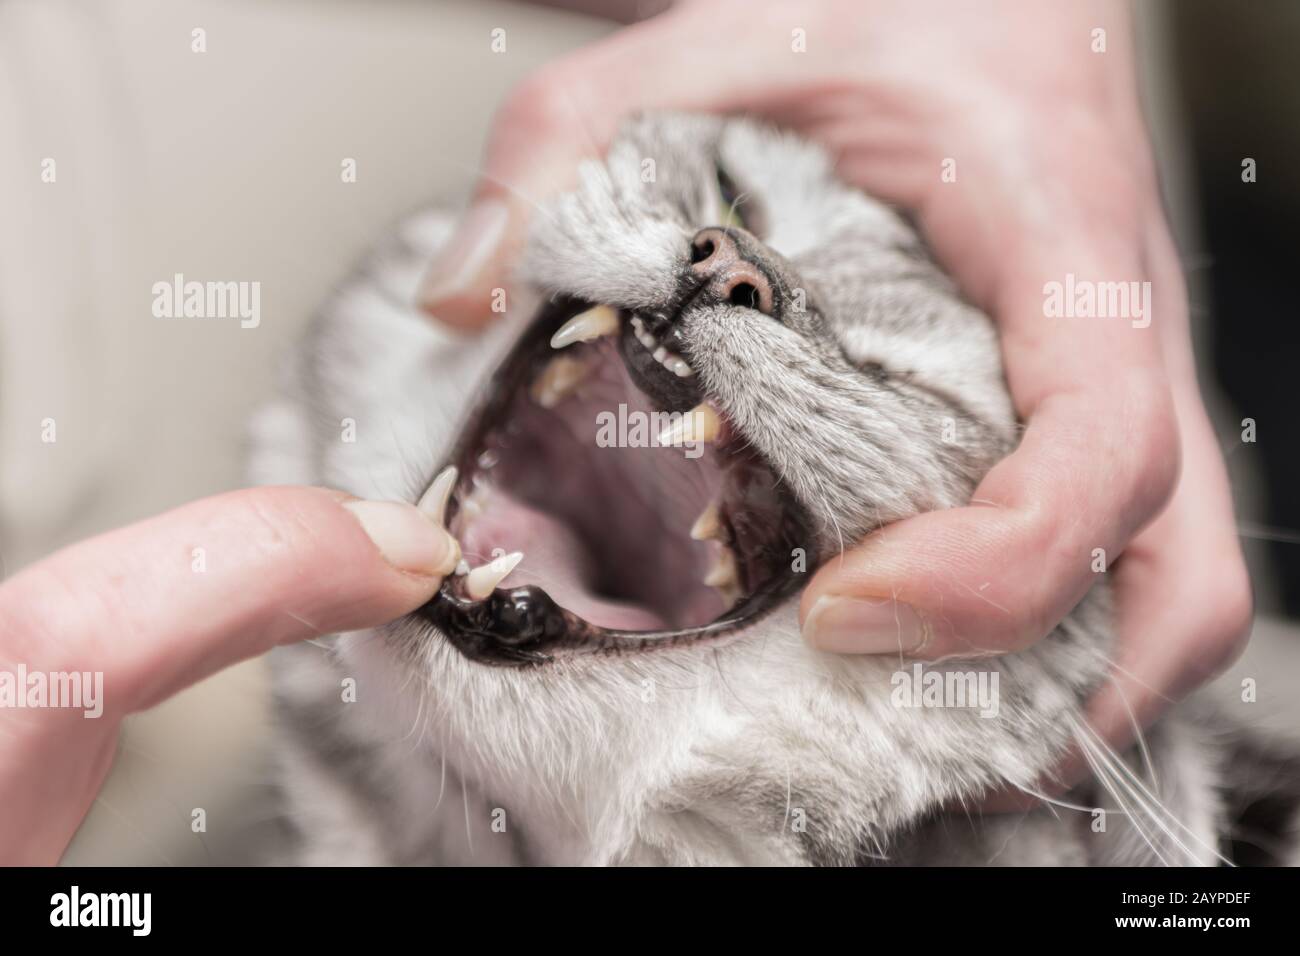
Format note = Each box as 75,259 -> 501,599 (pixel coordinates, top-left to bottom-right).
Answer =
0,0 -> 1296,864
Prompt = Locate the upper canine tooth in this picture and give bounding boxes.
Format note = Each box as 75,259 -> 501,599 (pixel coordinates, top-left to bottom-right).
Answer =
530,354 -> 588,408
465,551 -> 524,600
658,403 -> 722,446
550,305 -> 618,349
417,465 -> 458,527
690,502 -> 721,541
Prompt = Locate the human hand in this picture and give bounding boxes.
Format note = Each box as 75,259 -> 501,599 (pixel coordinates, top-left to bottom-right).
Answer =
0,487 -> 459,864
417,0 -> 1251,802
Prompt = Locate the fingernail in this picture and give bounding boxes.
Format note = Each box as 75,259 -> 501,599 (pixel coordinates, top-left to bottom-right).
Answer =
802,595 -> 928,655
417,199 -> 510,309
343,500 -> 461,577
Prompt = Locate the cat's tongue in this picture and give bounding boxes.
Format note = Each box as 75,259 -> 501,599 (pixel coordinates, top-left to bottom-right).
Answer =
455,486 -> 667,631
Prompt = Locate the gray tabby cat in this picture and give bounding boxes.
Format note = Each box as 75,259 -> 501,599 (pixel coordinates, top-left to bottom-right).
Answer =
250,113 -> 1298,866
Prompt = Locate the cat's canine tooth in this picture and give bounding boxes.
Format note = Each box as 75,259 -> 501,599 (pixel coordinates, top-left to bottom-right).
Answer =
550,305 -> 619,349
703,548 -> 737,588
690,502 -> 721,541
631,317 -> 658,349
658,403 -> 722,447
530,354 -> 588,408
416,465 -> 458,527
465,551 -> 524,600
668,357 -> 694,378
704,547 -> 741,606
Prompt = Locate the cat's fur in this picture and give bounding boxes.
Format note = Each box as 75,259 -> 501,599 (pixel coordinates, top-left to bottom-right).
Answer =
250,114 -> 1298,865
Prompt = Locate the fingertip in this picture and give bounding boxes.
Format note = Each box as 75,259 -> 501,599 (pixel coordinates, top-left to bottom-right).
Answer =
417,197 -> 512,329
340,499 -> 460,580
417,282 -> 502,331
798,505 -> 1065,660
800,593 -> 929,656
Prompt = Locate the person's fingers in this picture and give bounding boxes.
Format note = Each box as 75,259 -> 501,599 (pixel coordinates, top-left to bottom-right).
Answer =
975,223 -> 1250,810
799,108 -> 1187,660
0,485 -> 457,863
801,236 -> 1179,658
800,376 -> 1175,657
0,486 -> 458,716
978,379 -> 1251,811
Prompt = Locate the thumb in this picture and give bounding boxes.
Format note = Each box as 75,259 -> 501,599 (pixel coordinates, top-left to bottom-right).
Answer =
798,381 -> 1177,659
415,66 -> 619,330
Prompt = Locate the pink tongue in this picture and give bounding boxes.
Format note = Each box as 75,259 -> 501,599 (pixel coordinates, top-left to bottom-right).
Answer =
455,487 -> 667,631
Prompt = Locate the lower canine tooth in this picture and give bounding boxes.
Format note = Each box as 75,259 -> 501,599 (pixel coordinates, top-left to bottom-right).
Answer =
703,548 -> 737,589
658,403 -> 721,446
466,551 -> 524,600
530,354 -> 588,408
704,548 -> 741,606
690,502 -> 721,541
550,305 -> 618,349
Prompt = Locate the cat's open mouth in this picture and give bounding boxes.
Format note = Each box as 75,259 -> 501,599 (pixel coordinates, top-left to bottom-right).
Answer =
416,297 -> 812,666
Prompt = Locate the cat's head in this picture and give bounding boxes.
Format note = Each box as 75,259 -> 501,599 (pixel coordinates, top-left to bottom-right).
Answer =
417,113 -> 1015,667
263,112 -> 1107,864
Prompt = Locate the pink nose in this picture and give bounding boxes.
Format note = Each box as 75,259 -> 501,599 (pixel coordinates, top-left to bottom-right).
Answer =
689,228 -> 774,315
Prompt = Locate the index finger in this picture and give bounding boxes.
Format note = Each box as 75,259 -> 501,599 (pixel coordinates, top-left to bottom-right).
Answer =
0,486 -> 453,716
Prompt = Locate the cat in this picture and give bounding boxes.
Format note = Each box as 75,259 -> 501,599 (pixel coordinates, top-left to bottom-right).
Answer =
249,113 -> 1299,866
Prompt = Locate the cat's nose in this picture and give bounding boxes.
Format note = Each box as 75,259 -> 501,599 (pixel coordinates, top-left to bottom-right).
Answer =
688,228 -> 774,316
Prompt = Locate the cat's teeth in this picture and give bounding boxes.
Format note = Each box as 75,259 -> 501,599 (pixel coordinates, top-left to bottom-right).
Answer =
465,551 -> 524,600
550,305 -> 619,349
690,502 -> 721,541
417,465 -> 458,527
658,403 -> 721,447
630,316 -> 658,350
667,357 -> 694,378
454,559 -> 470,577
530,354 -> 588,408
459,492 -> 485,521
703,547 -> 741,605
703,548 -> 736,588
628,315 -> 696,377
